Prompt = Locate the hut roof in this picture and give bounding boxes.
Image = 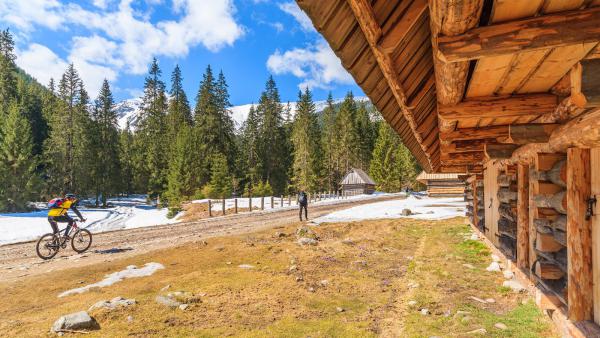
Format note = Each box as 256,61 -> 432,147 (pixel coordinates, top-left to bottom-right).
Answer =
416,171 -> 462,184
297,0 -> 600,174
340,168 -> 377,185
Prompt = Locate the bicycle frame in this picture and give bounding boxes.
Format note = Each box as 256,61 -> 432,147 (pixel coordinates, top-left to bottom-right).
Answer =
57,221 -> 79,237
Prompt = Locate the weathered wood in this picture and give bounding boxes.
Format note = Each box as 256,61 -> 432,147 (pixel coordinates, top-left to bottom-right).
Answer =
498,217 -> 517,239
537,232 -> 564,252
505,124 -> 559,144
440,125 -> 508,143
485,144 -> 519,160
591,148 -> 600,326
439,94 -> 557,121
566,148 -> 593,321
535,262 -> 566,280
517,163 -> 529,269
498,188 -> 517,203
499,202 -> 516,222
535,96 -> 588,124
533,191 -> 567,214
549,108 -> 600,151
531,160 -> 567,187
379,0 -> 428,53
438,7 -> 600,62
570,59 -> 600,108
497,174 -> 516,188
472,179 -> 478,228
499,234 -> 516,259
535,153 -> 565,171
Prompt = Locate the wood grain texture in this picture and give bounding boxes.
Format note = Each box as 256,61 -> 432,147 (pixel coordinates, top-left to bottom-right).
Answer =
439,94 -> 557,121
517,163 -> 530,269
566,148 -> 593,321
549,108 -> 600,151
590,147 -> 600,325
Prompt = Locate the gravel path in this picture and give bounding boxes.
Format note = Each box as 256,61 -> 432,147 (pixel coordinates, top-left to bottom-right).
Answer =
0,195 -> 404,283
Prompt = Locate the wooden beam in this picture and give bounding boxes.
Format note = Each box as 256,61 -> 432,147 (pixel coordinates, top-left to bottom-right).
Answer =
517,163 -> 529,269
535,262 -> 565,280
485,144 -> 518,159
347,0 -> 432,171
590,148 -> 600,326
439,94 -> 558,122
571,59 -> 600,108
440,125 -> 508,143
549,108 -> 600,151
379,0 -> 428,53
429,0 -> 484,137
438,7 -> 600,62
567,148 -> 593,321
505,124 -> 559,144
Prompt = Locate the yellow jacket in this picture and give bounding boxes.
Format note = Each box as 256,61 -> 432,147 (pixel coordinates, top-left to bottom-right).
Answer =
48,199 -> 75,217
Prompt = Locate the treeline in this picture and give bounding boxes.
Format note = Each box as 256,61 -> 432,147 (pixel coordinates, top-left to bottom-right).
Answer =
0,29 -> 419,213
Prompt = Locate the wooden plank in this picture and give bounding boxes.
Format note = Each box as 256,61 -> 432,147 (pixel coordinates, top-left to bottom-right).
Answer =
506,124 -> 559,144
591,147 -> 600,326
536,153 -> 565,171
379,0 -> 428,53
438,94 -> 558,121
535,262 -> 566,279
438,7 -> 600,62
567,148 -> 593,321
517,163 -> 530,269
485,144 -> 518,159
484,160 -> 501,246
529,166 -> 538,269
571,59 -> 600,108
440,125 -> 509,143
536,232 -> 564,252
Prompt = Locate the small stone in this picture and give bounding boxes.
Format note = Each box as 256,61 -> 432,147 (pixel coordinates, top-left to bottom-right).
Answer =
214,246 -> 225,252
308,287 -> 315,293
155,295 -> 181,308
238,264 -> 254,269
485,298 -> 496,303
467,328 -> 487,335
353,260 -> 368,267
486,262 -> 501,272
179,304 -> 189,311
51,311 -> 100,333
226,261 -> 232,265
420,308 -> 429,315
494,323 -> 508,330
160,284 -> 171,291
127,315 -> 134,322
503,280 -> 525,293
469,233 -> 479,241
319,280 -> 329,287
407,300 -> 418,307
289,265 -> 298,272
463,263 -> 475,269
336,307 -> 345,313
401,208 -> 412,216
491,254 -> 501,262
274,232 -> 286,238
297,237 -> 318,246
468,296 -> 487,304
296,275 -> 304,282
461,316 -> 473,323
455,310 -> 471,316
341,238 -> 354,245
443,310 -> 452,317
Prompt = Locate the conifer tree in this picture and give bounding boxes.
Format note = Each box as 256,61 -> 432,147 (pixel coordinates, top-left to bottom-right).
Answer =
335,91 -> 359,175
291,87 -> 322,191
204,153 -> 233,199
17,78 -> 46,155
167,65 -> 192,137
0,29 -> 17,114
91,79 -> 120,206
355,101 -> 375,170
241,104 -> 261,190
370,123 -> 418,192
0,101 -> 41,212
321,92 -> 338,190
119,122 -> 135,196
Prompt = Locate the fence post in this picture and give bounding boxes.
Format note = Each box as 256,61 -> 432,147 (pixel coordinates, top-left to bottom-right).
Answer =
234,198 -> 238,214
288,195 -> 291,206
249,196 -> 252,211
261,196 -> 264,210
280,195 -> 283,208
270,196 -> 274,209
208,200 -> 212,217
222,198 -> 226,215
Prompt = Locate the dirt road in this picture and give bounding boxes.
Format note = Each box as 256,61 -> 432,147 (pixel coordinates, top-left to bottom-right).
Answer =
0,195 -> 403,283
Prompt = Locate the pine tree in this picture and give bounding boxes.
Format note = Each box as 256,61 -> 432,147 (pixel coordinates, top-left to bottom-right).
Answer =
119,122 -> 135,196
204,153 -> 232,199
321,92 -> 338,190
0,29 -> 17,114
241,104 -> 261,190
167,65 -> 192,137
91,79 -> 120,206
355,101 -> 375,170
335,91 -> 359,175
17,77 -> 47,155
291,87 -> 322,191
137,58 -> 169,198
0,101 -> 41,212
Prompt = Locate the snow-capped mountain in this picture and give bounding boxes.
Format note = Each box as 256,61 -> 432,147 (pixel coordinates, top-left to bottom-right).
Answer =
114,96 -> 369,130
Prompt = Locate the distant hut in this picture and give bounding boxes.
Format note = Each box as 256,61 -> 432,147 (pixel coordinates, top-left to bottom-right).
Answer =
416,172 -> 464,197
340,168 -> 376,195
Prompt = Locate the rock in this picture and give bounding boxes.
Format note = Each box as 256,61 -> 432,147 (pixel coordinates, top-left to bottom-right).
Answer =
420,308 -> 429,315
467,328 -> 487,335
468,296 -> 487,304
494,323 -> 508,330
226,261 -> 232,265
485,298 -> 496,303
160,284 -> 171,291
443,310 -> 452,317
214,245 -> 225,252
461,316 -> 473,323
336,307 -> 345,313
88,300 -> 112,312
503,280 -> 525,293
463,263 -> 475,269
274,231 -> 287,238
486,262 -> 502,272
503,270 -> 514,279
88,297 -> 136,312
127,315 -> 134,322
455,310 -> 471,316
407,282 -> 420,289
295,275 -> 304,282
238,264 -> 254,269
179,304 -> 189,311
319,280 -> 329,287
469,233 -> 479,241
297,237 -> 318,246
155,295 -> 181,308
401,208 -> 412,216
353,260 -> 368,267
308,287 -> 315,293
51,311 -> 100,333
407,300 -> 418,307
341,238 -> 354,245
491,254 -> 501,262
289,265 -> 298,272
296,226 -> 318,240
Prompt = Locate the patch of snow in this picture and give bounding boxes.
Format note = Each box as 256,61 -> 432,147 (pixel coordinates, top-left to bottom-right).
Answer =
312,196 -> 466,224
58,262 -> 164,297
486,262 -> 502,272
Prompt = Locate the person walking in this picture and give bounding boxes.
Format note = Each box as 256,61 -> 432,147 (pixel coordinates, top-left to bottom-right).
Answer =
298,190 -> 308,221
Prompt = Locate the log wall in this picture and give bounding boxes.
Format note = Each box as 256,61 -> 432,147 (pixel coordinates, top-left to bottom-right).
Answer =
484,161 -> 501,246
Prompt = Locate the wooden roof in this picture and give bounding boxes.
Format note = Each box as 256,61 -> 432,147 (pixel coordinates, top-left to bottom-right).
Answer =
340,168 -> 377,185
297,0 -> 600,173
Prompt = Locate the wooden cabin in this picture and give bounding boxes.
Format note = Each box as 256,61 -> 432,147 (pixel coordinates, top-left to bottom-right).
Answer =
416,172 -> 464,197
298,0 -> 600,334
339,168 -> 376,195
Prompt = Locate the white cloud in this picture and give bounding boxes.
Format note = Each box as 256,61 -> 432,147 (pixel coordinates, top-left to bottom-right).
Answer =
278,2 -> 314,32
267,40 -> 354,90
16,44 -> 68,86
0,0 -> 64,31
92,0 -> 108,9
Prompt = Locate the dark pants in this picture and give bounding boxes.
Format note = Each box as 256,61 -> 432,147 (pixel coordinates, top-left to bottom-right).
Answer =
299,203 -> 308,221
48,215 -> 74,236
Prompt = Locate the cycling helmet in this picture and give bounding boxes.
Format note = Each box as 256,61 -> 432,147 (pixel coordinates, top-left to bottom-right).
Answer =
65,193 -> 76,199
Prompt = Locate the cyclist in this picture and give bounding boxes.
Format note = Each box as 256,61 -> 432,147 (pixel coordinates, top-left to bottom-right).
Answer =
47,193 -> 86,239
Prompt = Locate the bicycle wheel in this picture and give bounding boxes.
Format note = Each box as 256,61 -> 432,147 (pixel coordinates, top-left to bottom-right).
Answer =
71,229 -> 92,253
36,233 -> 60,260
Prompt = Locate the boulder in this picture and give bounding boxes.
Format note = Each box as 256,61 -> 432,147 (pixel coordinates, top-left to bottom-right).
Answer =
486,262 -> 501,272
503,280 -> 525,293
503,270 -> 514,279
295,226 -> 318,240
155,295 -> 182,308
494,323 -> 508,330
401,209 -> 412,216
51,311 -> 100,333
297,237 -> 318,246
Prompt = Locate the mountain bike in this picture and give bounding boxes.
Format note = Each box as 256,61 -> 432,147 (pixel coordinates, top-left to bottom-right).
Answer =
35,219 -> 92,260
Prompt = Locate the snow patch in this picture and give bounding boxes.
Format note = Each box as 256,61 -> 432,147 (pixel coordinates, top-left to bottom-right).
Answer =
58,262 -> 164,297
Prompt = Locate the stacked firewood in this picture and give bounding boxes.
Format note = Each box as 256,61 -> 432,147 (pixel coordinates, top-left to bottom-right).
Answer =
497,167 -> 517,259
465,179 -> 484,231
531,157 -> 567,300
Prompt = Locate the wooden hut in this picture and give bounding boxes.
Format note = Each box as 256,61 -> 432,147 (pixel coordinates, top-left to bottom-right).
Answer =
416,172 -> 464,197
298,0 -> 600,334
339,168 -> 376,195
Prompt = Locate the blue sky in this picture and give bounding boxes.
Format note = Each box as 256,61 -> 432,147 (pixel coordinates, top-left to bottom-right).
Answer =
0,0 -> 363,105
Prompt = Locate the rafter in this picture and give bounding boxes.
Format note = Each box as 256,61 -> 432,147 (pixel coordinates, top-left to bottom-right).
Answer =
438,7 -> 600,62
439,94 -> 557,122
440,125 -> 509,143
346,0 -> 432,170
